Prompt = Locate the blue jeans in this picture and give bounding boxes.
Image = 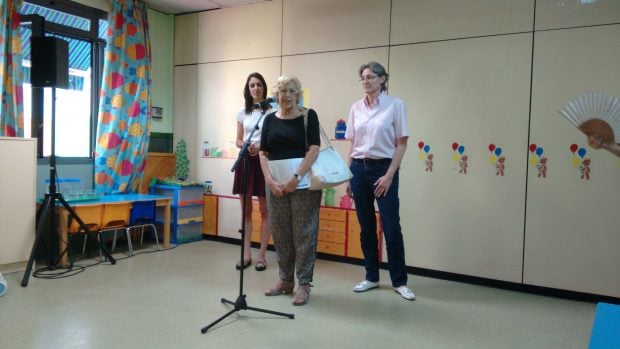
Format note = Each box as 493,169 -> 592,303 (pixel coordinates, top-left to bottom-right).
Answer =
349,159 -> 407,287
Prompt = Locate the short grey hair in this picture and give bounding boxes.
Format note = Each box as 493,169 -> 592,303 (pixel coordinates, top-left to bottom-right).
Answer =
359,61 -> 388,92
273,75 -> 302,103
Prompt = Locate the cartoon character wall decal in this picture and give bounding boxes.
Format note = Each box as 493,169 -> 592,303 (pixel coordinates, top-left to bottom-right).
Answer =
488,143 -> 506,176
530,144 -> 548,178
452,142 -> 468,175
569,144 -> 592,180
417,141 -> 434,172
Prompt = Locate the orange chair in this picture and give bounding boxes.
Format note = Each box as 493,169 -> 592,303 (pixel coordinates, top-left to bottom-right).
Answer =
65,204 -> 103,259
99,202 -> 132,255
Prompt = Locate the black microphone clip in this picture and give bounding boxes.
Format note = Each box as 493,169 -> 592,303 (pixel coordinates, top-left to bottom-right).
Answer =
253,97 -> 274,111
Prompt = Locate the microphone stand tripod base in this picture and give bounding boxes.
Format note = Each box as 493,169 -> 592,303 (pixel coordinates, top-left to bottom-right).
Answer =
201,294 -> 295,333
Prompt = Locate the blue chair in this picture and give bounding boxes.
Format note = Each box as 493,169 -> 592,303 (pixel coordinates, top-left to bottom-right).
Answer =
126,200 -> 160,255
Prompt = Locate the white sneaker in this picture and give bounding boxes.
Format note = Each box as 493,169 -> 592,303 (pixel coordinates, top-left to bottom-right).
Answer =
394,285 -> 415,300
353,280 -> 380,292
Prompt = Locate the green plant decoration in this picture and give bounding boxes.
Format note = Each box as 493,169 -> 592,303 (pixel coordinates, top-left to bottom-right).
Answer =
175,139 -> 190,179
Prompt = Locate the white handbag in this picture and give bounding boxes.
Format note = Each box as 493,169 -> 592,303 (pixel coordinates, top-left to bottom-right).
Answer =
303,109 -> 353,191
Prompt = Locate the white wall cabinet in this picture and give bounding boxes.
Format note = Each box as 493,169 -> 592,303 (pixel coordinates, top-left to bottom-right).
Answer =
0,137 -> 36,273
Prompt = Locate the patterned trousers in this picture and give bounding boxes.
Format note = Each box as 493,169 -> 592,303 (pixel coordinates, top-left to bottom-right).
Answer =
267,188 -> 322,285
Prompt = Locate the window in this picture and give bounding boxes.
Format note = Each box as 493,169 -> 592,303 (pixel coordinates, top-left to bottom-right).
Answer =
20,0 -> 107,159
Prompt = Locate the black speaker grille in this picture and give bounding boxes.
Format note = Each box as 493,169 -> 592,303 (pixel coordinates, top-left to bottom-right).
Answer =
31,37 -> 69,89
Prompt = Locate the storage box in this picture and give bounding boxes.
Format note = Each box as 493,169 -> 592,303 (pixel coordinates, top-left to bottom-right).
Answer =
156,205 -> 203,225
152,184 -> 204,206
167,222 -> 203,244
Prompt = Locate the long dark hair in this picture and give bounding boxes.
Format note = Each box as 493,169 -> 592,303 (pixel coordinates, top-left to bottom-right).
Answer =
243,72 -> 268,114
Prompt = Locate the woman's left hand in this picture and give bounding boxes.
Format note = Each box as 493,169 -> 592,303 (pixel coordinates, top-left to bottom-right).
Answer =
284,177 -> 298,194
373,175 -> 392,197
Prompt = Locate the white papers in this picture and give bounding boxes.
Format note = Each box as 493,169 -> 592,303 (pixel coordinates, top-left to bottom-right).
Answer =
268,157 -> 309,189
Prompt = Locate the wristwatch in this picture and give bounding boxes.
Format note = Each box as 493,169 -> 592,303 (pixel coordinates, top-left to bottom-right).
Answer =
293,173 -> 301,181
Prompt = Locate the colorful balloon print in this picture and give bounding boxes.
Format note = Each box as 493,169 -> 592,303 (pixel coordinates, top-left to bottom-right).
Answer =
535,147 -> 543,157
118,160 -> 133,176
423,145 -> 430,153
488,144 -> 495,151
417,141 -> 424,149
98,132 -> 121,149
529,144 -> 537,153
127,101 -> 141,117
494,147 -> 502,156
452,142 -> 459,151
126,43 -> 146,60
458,145 -> 465,154
108,72 -> 124,89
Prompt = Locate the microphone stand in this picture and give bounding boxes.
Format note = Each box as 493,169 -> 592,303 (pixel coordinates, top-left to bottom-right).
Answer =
202,105 -> 293,333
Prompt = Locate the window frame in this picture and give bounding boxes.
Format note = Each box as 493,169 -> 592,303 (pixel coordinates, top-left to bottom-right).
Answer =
21,0 -> 107,162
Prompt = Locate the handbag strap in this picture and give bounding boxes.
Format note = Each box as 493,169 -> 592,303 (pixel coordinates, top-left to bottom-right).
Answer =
302,108 -> 333,151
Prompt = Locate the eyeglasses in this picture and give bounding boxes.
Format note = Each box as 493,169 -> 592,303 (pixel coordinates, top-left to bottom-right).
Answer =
359,75 -> 379,82
278,88 -> 298,95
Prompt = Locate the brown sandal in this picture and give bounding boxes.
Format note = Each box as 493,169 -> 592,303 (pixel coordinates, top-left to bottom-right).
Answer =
292,284 -> 311,306
264,280 -> 294,296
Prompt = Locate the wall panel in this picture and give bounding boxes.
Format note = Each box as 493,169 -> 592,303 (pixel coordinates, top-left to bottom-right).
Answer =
282,0 -> 390,55
391,0 -> 534,44
197,0 -> 282,63
174,13 -> 197,65
536,0 -> 620,31
525,25 -> 620,297
390,34 -> 532,282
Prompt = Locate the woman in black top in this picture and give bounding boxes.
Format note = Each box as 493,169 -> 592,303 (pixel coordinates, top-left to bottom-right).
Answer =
259,75 -> 321,306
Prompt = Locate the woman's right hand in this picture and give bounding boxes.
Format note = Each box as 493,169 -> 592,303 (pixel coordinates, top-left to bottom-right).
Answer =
267,179 -> 286,197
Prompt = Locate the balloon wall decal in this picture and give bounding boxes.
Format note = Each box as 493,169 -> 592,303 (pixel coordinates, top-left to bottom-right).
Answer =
488,143 -> 506,176
451,141 -> 468,174
418,140 -> 434,172
568,143 -> 592,180
530,143 -> 548,178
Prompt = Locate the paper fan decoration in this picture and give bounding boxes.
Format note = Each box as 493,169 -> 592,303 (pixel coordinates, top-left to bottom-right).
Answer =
559,91 -> 620,144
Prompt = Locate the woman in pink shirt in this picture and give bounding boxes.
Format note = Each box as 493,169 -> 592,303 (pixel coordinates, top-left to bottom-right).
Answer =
346,62 -> 415,301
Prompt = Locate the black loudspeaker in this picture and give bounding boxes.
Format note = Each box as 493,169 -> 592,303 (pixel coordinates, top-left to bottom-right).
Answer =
31,37 -> 69,89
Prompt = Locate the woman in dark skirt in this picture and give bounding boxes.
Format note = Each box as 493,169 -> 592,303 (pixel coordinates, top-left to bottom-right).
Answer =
232,72 -> 275,271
